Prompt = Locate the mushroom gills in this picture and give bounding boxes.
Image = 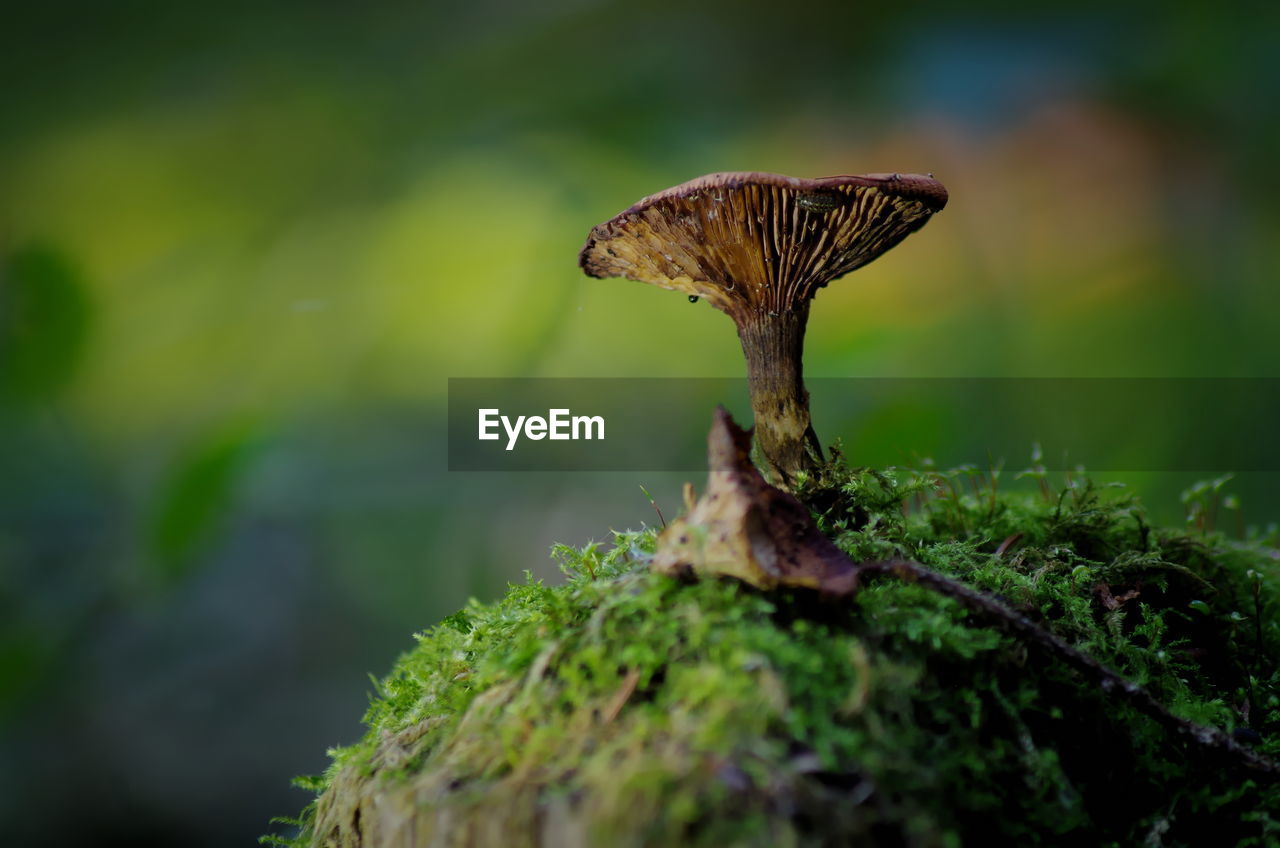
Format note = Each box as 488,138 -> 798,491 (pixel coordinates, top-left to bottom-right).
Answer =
794,190 -> 845,214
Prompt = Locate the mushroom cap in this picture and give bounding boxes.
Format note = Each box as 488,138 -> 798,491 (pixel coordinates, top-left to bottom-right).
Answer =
579,171 -> 947,318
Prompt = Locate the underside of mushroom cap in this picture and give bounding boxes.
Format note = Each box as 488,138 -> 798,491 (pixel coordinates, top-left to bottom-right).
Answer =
579,171 -> 948,319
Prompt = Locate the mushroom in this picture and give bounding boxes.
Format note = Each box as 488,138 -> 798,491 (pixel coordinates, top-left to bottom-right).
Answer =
579,171 -> 947,487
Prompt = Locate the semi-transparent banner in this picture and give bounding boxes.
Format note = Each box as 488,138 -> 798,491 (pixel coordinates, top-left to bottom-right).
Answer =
447,378 -> 1280,472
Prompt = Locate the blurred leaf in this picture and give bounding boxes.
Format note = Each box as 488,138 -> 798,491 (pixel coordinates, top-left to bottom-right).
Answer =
0,621 -> 54,720
147,420 -> 262,583
0,244 -> 92,400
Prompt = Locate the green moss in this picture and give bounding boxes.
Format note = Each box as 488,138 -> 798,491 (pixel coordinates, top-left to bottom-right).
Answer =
269,468 -> 1280,847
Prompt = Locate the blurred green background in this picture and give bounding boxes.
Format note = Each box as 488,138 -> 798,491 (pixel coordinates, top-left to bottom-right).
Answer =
2,1 -> 1278,844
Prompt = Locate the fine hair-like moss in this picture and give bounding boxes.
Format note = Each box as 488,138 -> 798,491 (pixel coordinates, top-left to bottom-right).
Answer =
267,466 -> 1280,847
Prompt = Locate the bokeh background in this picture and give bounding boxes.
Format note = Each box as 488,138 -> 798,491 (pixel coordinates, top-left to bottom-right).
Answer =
2,1 -> 1278,844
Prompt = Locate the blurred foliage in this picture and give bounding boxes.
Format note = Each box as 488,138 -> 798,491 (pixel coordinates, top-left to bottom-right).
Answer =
147,419 -> 264,581
0,245 -> 92,400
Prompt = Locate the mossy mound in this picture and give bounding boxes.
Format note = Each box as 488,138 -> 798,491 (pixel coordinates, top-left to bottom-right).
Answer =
270,469 -> 1280,847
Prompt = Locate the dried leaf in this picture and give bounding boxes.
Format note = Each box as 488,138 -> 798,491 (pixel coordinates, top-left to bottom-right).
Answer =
653,407 -> 860,596
1094,581 -> 1142,611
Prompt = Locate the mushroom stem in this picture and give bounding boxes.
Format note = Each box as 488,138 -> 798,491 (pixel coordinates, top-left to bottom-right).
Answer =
736,304 -> 823,487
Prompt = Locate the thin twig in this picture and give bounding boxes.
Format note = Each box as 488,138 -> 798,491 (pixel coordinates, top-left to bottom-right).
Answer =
857,558 -> 1280,780
639,484 -> 667,528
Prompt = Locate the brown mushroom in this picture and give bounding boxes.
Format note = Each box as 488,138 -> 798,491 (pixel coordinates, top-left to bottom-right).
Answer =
579,171 -> 947,487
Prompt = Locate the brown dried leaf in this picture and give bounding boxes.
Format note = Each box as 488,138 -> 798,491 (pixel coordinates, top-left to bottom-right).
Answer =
653,407 -> 860,597
1094,581 -> 1142,611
